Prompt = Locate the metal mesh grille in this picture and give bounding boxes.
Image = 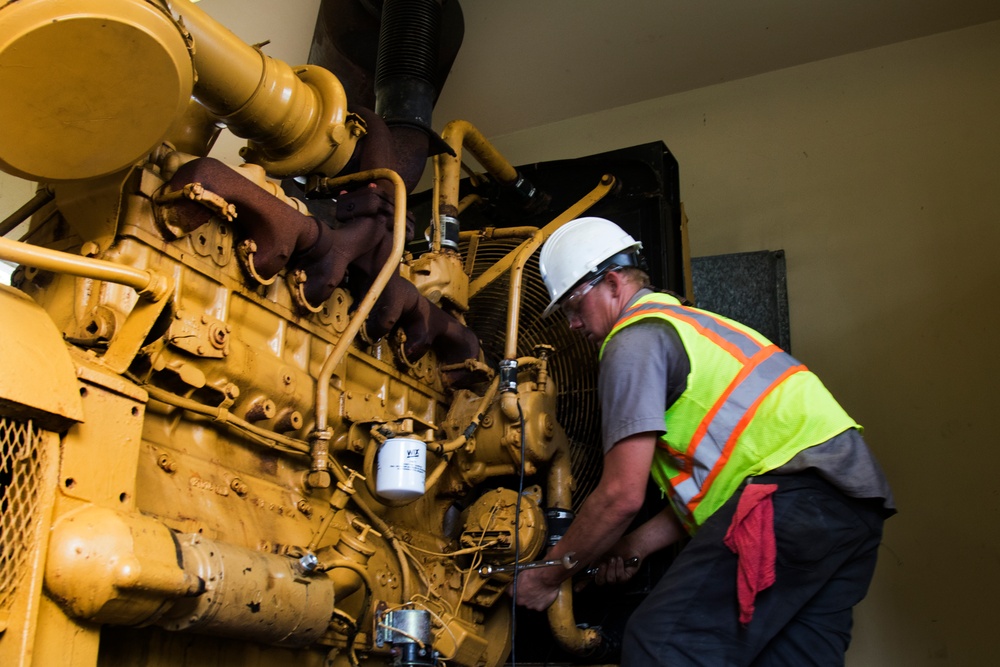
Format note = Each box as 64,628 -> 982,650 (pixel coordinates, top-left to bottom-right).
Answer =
463,238 -> 604,512
0,417 -> 45,616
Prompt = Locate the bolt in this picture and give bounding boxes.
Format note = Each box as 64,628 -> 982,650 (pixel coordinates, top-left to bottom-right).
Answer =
298,553 -> 319,574
230,478 -> 249,496
306,470 -> 331,489
157,454 -> 177,473
297,500 -> 314,517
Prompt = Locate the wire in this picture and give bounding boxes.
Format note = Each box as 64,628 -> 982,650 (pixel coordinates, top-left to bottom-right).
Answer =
403,539 -> 501,558
329,609 -> 361,667
510,398 -> 527,667
458,500 -> 502,606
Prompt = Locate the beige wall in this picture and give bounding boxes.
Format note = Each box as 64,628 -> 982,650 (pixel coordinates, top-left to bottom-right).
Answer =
486,20 -> 1000,665
2,10 -> 997,662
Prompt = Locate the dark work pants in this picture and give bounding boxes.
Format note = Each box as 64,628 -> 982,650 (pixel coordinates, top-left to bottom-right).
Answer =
621,473 -> 887,667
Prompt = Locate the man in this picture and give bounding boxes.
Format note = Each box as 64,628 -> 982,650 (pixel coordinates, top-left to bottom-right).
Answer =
515,217 -> 894,666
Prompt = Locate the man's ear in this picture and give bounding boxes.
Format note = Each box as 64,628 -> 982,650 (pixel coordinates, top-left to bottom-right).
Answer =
604,270 -> 625,296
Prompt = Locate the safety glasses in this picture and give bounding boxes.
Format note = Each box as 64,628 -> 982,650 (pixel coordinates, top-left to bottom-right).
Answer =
559,270 -> 612,318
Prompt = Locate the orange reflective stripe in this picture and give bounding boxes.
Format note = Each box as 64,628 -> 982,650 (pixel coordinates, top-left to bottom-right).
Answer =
685,345 -> 782,464
686,361 -> 807,514
615,306 -> 752,363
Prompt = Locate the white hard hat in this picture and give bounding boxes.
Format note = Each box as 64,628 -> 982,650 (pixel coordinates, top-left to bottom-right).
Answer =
539,217 -> 643,317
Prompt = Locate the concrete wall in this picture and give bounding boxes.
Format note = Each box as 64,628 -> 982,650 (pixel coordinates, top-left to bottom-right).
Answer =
485,20 -> 1000,666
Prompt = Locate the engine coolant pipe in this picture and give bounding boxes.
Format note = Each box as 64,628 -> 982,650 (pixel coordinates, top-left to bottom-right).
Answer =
543,441 -> 603,655
498,357 -> 603,655
309,169 -> 408,489
0,236 -> 171,302
431,120 -> 545,251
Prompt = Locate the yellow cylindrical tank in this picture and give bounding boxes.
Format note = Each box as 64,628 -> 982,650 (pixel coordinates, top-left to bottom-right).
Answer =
0,0 -> 195,181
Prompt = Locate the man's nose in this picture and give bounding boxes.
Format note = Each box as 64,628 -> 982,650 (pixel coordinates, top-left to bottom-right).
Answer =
567,312 -> 584,330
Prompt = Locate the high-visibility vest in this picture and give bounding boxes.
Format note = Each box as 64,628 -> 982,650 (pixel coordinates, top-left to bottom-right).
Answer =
599,293 -> 859,533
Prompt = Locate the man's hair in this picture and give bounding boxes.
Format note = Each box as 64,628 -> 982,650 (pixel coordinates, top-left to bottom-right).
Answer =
618,266 -> 651,289
616,267 -> 695,306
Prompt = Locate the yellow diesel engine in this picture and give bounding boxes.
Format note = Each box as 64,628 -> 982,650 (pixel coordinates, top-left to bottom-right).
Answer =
0,1 -> 686,666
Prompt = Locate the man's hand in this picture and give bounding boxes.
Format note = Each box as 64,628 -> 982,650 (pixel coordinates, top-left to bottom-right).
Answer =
512,567 -> 561,611
590,507 -> 686,587
593,553 -> 643,586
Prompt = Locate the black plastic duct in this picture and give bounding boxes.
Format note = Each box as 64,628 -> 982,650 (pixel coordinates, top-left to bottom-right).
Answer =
374,0 -> 440,134
307,0 -> 463,121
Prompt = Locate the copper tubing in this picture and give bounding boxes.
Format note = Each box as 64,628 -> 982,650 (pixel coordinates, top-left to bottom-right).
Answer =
312,168 -> 407,434
0,236 -> 170,301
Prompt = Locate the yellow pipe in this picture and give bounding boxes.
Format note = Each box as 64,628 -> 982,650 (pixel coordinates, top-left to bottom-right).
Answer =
435,120 -> 519,217
545,425 -> 601,654
458,226 -> 539,242
504,231 -> 544,360
312,169 -> 407,433
172,0 -> 358,177
547,580 -> 602,653
0,186 -> 53,238
467,174 -> 616,300
144,384 -> 310,456
0,236 -> 169,301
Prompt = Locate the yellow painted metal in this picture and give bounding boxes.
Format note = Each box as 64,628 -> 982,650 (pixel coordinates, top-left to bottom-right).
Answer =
435,120 -> 520,218
173,0 -> 363,177
407,250 -> 470,311
467,173 -> 617,299
0,285 -> 83,429
45,505 -> 201,625
0,2 -> 605,664
0,0 -> 194,181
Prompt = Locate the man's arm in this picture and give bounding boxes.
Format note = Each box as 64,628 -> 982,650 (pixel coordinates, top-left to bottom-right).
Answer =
593,506 -> 684,586
513,432 -> 658,611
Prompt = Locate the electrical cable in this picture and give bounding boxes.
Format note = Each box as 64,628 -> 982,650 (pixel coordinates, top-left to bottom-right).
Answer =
509,398 -> 527,667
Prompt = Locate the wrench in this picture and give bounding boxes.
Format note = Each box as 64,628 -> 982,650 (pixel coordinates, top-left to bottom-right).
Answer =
584,556 -> 639,576
478,553 -> 577,577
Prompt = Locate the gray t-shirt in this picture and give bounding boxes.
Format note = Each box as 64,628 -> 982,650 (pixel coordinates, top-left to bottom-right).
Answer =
599,291 -> 895,511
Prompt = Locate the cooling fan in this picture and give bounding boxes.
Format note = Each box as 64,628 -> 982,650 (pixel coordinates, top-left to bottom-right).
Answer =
463,237 -> 604,512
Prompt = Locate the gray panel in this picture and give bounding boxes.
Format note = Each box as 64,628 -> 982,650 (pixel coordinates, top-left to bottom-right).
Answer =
690,250 -> 791,352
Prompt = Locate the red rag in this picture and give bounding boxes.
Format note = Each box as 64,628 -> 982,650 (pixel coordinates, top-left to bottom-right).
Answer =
723,483 -> 778,625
